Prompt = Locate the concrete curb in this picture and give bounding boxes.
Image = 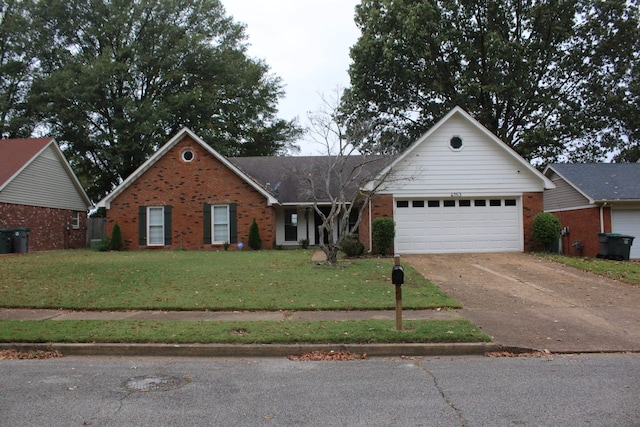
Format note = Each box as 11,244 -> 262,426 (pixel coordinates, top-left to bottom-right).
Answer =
0,342 -> 501,358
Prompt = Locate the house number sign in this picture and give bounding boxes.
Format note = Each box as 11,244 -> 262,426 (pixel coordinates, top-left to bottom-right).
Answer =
451,192 -> 462,197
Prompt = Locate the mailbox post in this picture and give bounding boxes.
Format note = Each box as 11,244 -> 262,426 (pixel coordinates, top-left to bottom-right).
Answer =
391,255 -> 404,331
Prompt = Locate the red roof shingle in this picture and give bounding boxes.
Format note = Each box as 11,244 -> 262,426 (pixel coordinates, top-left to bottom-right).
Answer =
0,138 -> 53,187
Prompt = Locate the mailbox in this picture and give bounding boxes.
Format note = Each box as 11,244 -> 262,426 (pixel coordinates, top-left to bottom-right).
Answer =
392,265 -> 404,285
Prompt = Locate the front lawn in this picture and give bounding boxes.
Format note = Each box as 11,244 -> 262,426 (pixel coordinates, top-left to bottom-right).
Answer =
0,249 -> 460,311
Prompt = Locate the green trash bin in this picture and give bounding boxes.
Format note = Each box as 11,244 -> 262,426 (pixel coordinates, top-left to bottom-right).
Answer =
597,232 -> 634,261
9,228 -> 30,253
0,230 -> 11,254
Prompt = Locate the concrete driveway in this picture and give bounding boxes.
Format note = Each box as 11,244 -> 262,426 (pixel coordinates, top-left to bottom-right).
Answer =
405,253 -> 640,353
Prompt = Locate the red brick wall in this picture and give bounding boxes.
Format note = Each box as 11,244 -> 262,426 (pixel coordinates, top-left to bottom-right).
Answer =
550,206 -> 611,257
359,194 -> 394,254
522,192 -> 544,252
106,135 -> 275,251
0,202 -> 87,251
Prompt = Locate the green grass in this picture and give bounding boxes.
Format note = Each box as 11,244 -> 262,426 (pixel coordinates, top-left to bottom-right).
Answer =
540,254 -> 640,286
0,249 -> 460,311
0,319 -> 490,344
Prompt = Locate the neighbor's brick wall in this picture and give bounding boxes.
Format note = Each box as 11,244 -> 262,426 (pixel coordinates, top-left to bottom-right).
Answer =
0,202 -> 87,251
550,207 -> 611,257
359,194 -> 394,254
106,135 -> 275,251
522,192 -> 544,252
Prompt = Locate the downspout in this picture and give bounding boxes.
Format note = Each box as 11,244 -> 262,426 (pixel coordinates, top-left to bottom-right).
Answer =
599,203 -> 606,233
368,199 -> 373,253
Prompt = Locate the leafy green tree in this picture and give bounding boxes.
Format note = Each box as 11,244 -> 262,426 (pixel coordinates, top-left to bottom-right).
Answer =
248,218 -> 262,250
343,0 -> 639,164
0,0 -> 39,137
26,0 -> 301,200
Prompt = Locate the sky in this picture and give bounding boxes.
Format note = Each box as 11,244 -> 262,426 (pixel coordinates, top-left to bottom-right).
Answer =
223,1 -> 361,155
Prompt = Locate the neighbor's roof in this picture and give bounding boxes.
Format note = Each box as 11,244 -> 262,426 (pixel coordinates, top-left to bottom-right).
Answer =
0,137 -> 92,207
230,155 -> 394,204
0,138 -> 53,187
545,163 -> 640,202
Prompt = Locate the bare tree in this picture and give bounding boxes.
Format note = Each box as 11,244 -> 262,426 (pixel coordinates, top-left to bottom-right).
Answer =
304,90 -> 397,266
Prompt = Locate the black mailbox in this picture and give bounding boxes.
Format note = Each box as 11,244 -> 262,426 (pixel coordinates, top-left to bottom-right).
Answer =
392,265 -> 404,285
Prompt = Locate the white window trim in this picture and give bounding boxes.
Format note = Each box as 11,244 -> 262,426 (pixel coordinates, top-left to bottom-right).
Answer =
72,211 -> 81,229
147,206 -> 165,246
212,204 -> 230,244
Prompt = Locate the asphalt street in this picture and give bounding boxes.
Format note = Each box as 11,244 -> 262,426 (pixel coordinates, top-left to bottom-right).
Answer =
1,353 -> 638,426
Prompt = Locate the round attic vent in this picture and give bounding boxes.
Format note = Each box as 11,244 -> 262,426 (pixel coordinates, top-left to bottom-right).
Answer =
181,149 -> 195,162
450,136 -> 463,150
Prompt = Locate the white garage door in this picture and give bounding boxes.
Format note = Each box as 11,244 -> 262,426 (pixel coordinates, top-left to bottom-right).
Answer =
612,209 -> 640,259
395,198 -> 522,254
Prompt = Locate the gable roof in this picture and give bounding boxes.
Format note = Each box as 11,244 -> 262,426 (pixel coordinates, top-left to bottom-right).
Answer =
365,106 -> 555,190
97,128 -> 279,209
230,155 -> 393,204
544,163 -> 640,202
0,137 -> 92,207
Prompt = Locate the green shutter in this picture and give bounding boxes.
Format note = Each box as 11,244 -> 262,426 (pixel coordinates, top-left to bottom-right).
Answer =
203,204 -> 212,244
229,203 -> 237,244
138,206 -> 147,246
164,206 -> 172,245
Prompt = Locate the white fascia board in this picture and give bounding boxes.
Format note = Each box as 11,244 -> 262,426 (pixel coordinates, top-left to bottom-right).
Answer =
0,138 -> 53,193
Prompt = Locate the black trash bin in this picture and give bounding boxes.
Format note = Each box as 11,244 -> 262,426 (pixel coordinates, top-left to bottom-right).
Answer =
9,228 -> 30,253
0,230 -> 11,254
597,232 -> 634,261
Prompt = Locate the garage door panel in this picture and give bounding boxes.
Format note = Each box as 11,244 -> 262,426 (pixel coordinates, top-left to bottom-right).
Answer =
395,198 -> 521,254
612,210 -> 640,259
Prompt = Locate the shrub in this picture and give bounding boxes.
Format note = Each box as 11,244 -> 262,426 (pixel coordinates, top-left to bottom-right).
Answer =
341,234 -> 365,257
532,212 -> 561,251
372,217 -> 395,256
299,238 -> 310,249
110,223 -> 123,251
248,218 -> 262,250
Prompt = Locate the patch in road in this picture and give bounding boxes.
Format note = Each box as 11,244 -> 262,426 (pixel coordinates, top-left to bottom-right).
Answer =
405,253 -> 640,353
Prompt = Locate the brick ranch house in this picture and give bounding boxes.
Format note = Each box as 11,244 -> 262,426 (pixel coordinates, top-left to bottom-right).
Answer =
0,138 -> 92,252
97,107 -> 554,254
544,163 -> 640,259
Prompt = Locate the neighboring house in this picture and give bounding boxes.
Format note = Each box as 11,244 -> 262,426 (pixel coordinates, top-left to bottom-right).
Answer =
0,138 -> 92,251
543,163 -> 640,259
98,107 -> 554,254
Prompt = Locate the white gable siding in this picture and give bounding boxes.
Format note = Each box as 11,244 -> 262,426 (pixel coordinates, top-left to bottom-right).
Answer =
382,115 -> 544,197
543,171 -> 591,211
0,145 -> 88,210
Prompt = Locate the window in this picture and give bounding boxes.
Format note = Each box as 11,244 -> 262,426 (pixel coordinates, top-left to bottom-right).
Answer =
72,211 -> 81,229
412,200 -> 425,208
443,200 -> 456,207
428,200 -> 440,208
490,199 -> 502,206
203,203 -> 236,245
396,200 -> 409,208
212,205 -> 230,243
459,200 -> 471,207
285,210 -> 298,241
147,207 -> 165,246
505,199 -> 517,206
474,200 -> 487,207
